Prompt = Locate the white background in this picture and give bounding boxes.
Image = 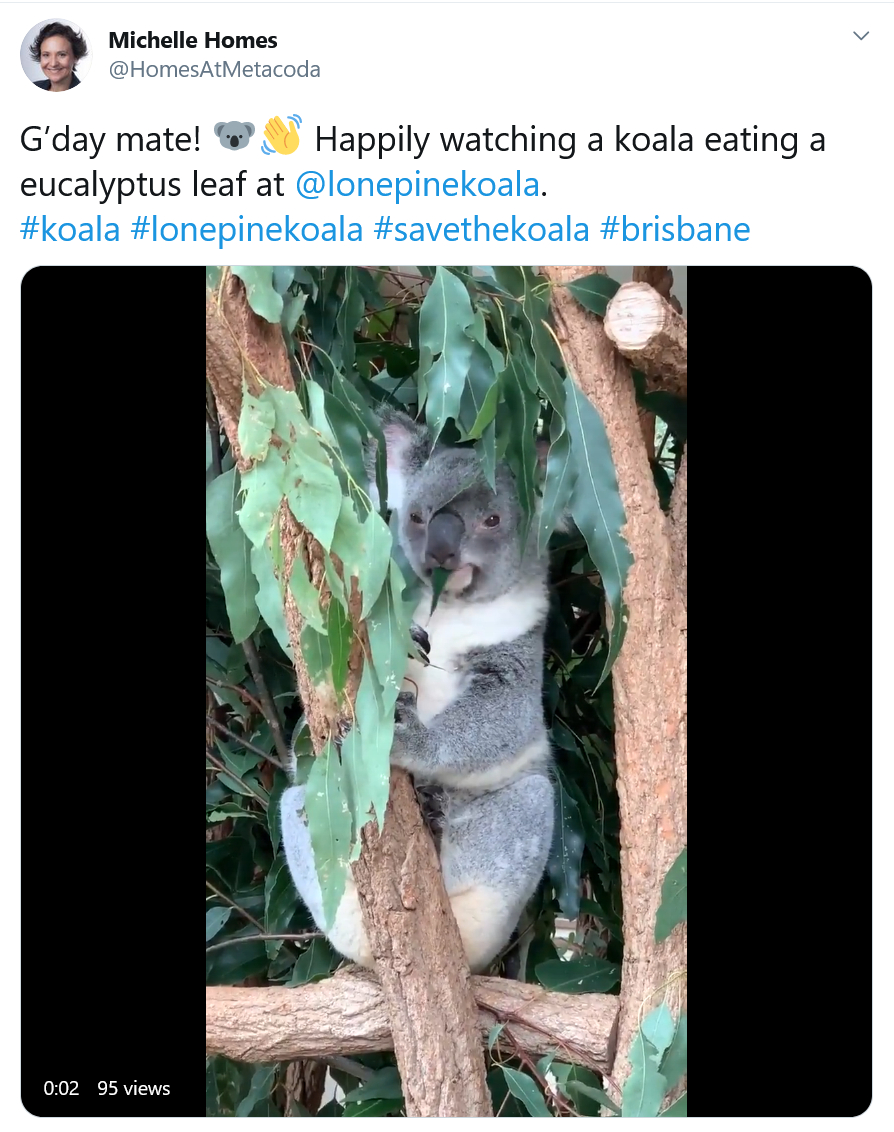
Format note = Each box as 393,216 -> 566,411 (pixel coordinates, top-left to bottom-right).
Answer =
3,0 -> 890,1126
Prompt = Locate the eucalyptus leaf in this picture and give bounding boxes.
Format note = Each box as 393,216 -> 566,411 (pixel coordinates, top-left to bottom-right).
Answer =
564,377 -> 634,685
500,1068 -> 552,1118
303,740 -> 352,931
546,777 -> 585,919
418,267 -> 475,440
655,847 -> 687,942
535,956 -> 620,994
205,906 -> 232,941
565,271 -> 621,317
622,1028 -> 667,1119
342,1066 -> 403,1104
232,265 -> 283,323
206,468 -> 260,643
327,598 -> 351,695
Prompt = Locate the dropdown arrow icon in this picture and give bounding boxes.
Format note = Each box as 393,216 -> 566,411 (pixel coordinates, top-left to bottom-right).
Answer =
854,31 -> 869,40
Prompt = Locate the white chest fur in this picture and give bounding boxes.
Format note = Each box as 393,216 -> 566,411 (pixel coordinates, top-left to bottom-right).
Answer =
402,582 -> 548,725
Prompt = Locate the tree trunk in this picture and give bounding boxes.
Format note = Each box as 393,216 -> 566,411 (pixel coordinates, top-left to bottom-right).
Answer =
206,270 -> 491,1116
541,267 -> 687,1106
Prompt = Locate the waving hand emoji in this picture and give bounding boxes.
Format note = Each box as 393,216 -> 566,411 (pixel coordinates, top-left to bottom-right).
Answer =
263,116 -> 300,156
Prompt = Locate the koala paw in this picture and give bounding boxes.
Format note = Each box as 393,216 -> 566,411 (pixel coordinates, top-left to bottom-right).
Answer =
394,689 -> 418,726
391,690 -> 425,770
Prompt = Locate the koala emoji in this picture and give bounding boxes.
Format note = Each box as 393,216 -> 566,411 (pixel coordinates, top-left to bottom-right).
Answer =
214,122 -> 255,150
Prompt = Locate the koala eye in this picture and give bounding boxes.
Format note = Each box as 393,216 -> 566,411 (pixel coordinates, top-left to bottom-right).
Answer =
409,512 -> 424,526
483,514 -> 501,528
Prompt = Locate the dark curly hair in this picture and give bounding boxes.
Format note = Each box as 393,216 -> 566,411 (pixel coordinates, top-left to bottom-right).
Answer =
29,22 -> 88,70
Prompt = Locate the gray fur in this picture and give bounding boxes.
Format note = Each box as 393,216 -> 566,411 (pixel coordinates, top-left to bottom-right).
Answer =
281,409 -> 555,972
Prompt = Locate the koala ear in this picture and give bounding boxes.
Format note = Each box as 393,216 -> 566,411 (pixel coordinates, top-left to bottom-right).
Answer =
243,122 -> 255,137
365,407 -> 433,512
214,123 -> 226,137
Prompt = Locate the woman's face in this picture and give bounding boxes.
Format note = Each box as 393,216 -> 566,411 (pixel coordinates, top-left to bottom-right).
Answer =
39,36 -> 75,85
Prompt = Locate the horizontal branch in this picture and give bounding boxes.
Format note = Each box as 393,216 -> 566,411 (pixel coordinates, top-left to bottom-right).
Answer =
207,968 -> 619,1074
604,281 -> 687,395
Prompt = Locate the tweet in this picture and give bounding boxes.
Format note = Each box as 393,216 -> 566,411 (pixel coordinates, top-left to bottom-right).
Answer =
7,0 -> 890,1123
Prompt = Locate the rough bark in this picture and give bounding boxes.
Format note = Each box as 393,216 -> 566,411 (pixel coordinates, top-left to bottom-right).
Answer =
352,771 -> 491,1116
206,270 -> 490,1116
542,267 -> 687,1106
604,281 -> 688,396
207,969 -> 619,1074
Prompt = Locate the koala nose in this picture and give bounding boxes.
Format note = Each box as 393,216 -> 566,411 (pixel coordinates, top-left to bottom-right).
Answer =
230,135 -> 240,147
424,511 -> 464,570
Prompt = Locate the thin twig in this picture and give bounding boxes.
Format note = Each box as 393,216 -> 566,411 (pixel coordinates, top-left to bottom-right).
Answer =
207,716 -> 285,770
242,637 -> 291,765
206,881 -> 265,933
205,932 -> 323,955
206,747 -> 267,808
206,676 -> 265,717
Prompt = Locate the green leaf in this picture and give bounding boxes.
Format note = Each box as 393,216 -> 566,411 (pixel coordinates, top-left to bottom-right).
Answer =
366,560 -> 412,709
300,623 -> 332,683
487,1068 -> 530,1117
234,1065 -> 276,1117
501,348 -> 541,546
538,430 -> 576,555
327,597 -> 351,695
535,956 -> 621,994
660,1092 -> 687,1116
335,266 -> 365,373
342,1066 -> 403,1105
655,847 -> 687,942
487,1022 -> 506,1053
205,906 -> 232,941
500,1068 -> 552,1118
288,937 -> 337,985
459,338 -> 500,440
289,544 -> 327,634
564,377 -> 634,685
343,1096 -> 403,1118
206,468 -> 260,643
330,497 -> 393,620
264,854 -> 296,958
352,661 -> 394,831
659,1013 -> 687,1091
273,265 -> 295,294
237,388 -> 276,463
418,267 -> 475,440
565,272 -> 621,317
476,419 -> 497,491
249,540 -> 292,658
546,777 -> 585,919
303,740 -> 352,931
552,1064 -> 621,1116
237,465 -> 283,552
285,441 -> 343,554
232,265 -> 284,323
430,566 -> 450,613
641,1003 -> 676,1061
622,1029 -> 667,1118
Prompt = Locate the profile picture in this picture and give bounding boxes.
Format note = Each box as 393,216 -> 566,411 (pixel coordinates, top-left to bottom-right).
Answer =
21,17 -> 91,91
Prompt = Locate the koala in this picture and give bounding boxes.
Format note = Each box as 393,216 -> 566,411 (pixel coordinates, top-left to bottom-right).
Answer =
280,409 -> 555,972
214,121 -> 255,150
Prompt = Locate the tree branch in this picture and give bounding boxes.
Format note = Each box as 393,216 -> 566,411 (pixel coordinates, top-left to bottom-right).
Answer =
206,970 -> 620,1074
604,281 -> 688,395
542,267 -> 687,1108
